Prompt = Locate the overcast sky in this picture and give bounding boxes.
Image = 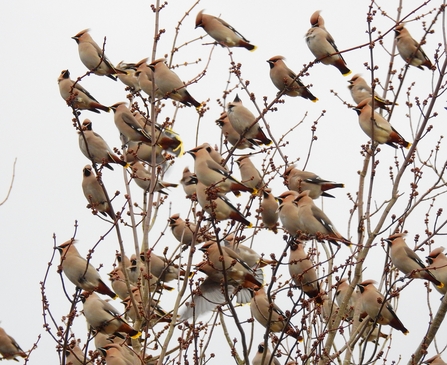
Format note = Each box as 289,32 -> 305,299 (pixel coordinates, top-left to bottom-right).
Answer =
0,0 -> 445,364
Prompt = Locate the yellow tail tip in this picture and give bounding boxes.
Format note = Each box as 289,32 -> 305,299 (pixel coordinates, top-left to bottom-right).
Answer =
131,331 -> 142,339
343,70 -> 352,76
123,163 -> 130,169
437,282 -> 444,289
250,45 -> 258,52
312,98 -> 319,103
405,142 -> 412,149
246,222 -> 253,228
251,188 -> 258,196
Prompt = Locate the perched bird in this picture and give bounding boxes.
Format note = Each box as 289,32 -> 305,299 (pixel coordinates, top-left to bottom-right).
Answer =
357,280 -> 409,334
424,355 -> 447,365
199,241 -> 262,287
426,246 -> 447,294
283,166 -> 344,199
216,112 -> 255,150
169,213 -> 199,246
110,102 -> 152,144
140,249 -> 183,283
64,344 -> 88,365
288,241 -> 322,303
305,10 -> 351,75
98,344 -> 138,365
348,74 -> 395,109
196,181 -> 252,226
72,29 -> 126,80
148,58 -> 201,108
58,69 -> 109,113
252,342 -> 281,365
236,155 -> 264,190
385,233 -> 443,288
260,188 -> 279,232
180,167 -> 198,198
188,144 -> 255,195
223,233 -> 274,268
108,268 -> 133,300
395,24 -> 434,70
334,278 -> 357,320
135,63 -> 164,100
81,291 -> 141,338
78,119 -> 128,170
56,239 -> 117,298
130,161 -> 178,194
227,95 -> 272,146
115,61 -> 140,90
0,327 -> 26,361
250,286 -> 302,340
353,99 -> 412,149
195,10 -> 256,51
278,190 -> 350,246
125,141 -> 165,165
82,165 -> 111,217
267,56 -> 318,102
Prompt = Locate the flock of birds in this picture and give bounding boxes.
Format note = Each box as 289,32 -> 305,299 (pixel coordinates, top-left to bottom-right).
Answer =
1,7 -> 445,365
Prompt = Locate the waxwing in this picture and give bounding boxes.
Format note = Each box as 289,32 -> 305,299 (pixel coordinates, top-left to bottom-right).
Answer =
125,141 -> 165,165
58,69 -> 109,113
424,355 -> 447,365
334,278 -> 357,320
180,167 -> 198,198
168,213 -> 199,246
426,246 -> 447,294
353,99 -> 411,148
64,344 -> 88,365
348,74 -> 396,109
81,291 -> 141,338
72,29 -> 126,80
130,161 -> 178,194
227,95 -> 272,146
56,239 -> 117,298
267,56 -> 318,102
148,58 -> 201,108
236,155 -> 264,190
195,10 -> 256,51
260,188 -> 279,232
356,280 -> 408,334
252,342 -> 281,365
108,268 -> 134,300
0,327 -> 26,361
250,286 -> 302,340
223,233 -> 274,268
97,344 -> 136,365
283,166 -> 344,199
140,249 -> 183,283
78,119 -> 129,170
385,233 -> 443,288
195,181 -> 252,226
305,11 -> 351,75
394,24 -> 434,70
199,241 -> 262,288
277,190 -> 350,246
115,61 -> 140,90
82,165 -> 111,217
216,112 -> 255,150
110,102 -> 152,144
288,241 -> 322,303
188,144 -> 255,195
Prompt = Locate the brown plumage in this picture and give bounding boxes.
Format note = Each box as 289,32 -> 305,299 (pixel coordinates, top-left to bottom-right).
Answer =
195,10 -> 256,51
58,70 -> 109,113
395,24 -> 434,70
353,99 -> 411,149
267,55 -> 318,102
357,280 -> 408,334
283,166 -> 344,199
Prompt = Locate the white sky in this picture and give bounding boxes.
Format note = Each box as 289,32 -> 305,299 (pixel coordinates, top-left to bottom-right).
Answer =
0,0 -> 446,364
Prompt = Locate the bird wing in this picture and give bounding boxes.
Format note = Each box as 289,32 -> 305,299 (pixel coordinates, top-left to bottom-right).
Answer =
215,18 -> 251,43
